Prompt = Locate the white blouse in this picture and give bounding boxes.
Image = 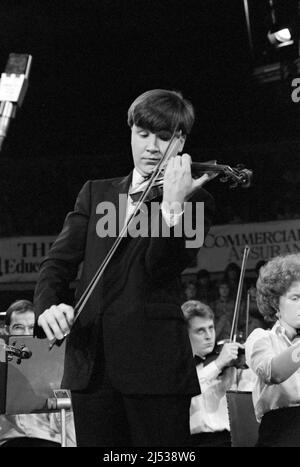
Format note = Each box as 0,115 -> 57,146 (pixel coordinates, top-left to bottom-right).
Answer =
245,321 -> 300,422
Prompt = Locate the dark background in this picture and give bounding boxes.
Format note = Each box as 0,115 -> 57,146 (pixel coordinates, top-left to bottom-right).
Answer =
0,0 -> 299,235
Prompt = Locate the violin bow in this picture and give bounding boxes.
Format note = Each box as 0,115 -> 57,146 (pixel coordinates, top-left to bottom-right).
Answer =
229,245 -> 251,342
245,289 -> 250,340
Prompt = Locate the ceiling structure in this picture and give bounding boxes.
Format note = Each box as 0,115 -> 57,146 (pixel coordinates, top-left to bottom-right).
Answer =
0,0 -> 298,164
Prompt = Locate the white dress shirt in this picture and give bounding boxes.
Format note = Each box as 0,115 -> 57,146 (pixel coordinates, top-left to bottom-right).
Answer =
190,361 -> 235,434
0,412 -> 77,446
245,321 -> 300,422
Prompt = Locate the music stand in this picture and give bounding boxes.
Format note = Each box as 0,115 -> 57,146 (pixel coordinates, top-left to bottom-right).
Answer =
0,336 -> 71,447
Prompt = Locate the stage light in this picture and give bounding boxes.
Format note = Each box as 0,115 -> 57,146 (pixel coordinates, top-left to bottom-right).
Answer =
268,25 -> 294,48
266,0 -> 295,49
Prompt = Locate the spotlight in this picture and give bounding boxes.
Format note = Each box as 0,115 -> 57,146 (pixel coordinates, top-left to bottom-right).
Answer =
268,25 -> 294,48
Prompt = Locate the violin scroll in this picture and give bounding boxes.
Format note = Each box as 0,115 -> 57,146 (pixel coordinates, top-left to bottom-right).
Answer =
191,162 -> 252,189
219,164 -> 253,189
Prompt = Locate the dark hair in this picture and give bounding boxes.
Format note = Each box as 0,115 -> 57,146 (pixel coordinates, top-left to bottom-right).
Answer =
256,253 -> 300,323
196,269 -> 210,280
182,300 -> 214,323
217,280 -> 231,289
225,262 -> 241,274
255,260 -> 267,276
184,281 -> 197,289
127,89 -> 195,136
223,262 -> 241,281
5,300 -> 34,326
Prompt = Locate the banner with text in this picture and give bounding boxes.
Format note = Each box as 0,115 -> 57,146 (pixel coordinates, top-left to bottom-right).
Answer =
0,236 -> 55,282
185,218 -> 300,273
0,218 -> 299,282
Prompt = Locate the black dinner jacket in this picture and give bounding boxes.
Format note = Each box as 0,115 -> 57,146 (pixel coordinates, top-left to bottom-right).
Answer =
34,172 -> 215,394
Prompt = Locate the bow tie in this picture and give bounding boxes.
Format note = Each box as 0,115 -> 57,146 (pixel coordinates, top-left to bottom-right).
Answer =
193,355 -> 206,365
194,349 -> 220,367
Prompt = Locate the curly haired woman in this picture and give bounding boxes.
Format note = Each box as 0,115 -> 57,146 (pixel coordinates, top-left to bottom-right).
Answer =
245,253 -> 300,447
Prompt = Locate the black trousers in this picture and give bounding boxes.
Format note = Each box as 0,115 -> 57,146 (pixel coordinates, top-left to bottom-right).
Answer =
2,437 -> 60,447
190,430 -> 231,447
257,406 -> 300,447
71,368 -> 192,447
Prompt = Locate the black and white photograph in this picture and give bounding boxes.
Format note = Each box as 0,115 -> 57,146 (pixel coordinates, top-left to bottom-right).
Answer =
0,0 -> 300,452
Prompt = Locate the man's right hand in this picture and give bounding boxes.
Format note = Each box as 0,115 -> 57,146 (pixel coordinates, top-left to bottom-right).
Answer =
37,304 -> 75,342
215,342 -> 244,371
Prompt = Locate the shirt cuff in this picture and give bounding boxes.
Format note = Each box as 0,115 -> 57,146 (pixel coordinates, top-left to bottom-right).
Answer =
197,361 -> 220,382
161,202 -> 184,227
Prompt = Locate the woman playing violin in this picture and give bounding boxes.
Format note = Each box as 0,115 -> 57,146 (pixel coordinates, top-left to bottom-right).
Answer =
245,253 -> 300,447
33,89 -> 215,447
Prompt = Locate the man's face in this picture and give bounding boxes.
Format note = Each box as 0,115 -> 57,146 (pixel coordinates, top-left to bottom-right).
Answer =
249,285 -> 257,300
130,124 -> 185,177
188,316 -> 215,357
9,310 -> 35,336
228,269 -> 238,281
219,284 -> 230,299
198,277 -> 209,287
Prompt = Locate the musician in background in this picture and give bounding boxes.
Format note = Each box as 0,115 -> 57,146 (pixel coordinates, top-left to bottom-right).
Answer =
182,281 -> 198,302
182,300 -> 244,447
33,89 -> 216,446
245,253 -> 300,447
222,262 -> 241,297
0,300 -> 76,447
212,280 -> 236,342
196,269 -> 216,304
246,283 -> 269,335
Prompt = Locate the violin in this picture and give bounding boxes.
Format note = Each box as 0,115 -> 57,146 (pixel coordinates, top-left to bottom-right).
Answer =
130,160 -> 253,203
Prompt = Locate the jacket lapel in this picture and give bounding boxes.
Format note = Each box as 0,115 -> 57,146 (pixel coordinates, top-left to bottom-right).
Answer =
101,173 -> 132,255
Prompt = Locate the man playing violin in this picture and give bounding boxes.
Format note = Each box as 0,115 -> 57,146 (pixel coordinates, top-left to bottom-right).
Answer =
182,300 -> 244,447
34,89 -> 215,446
